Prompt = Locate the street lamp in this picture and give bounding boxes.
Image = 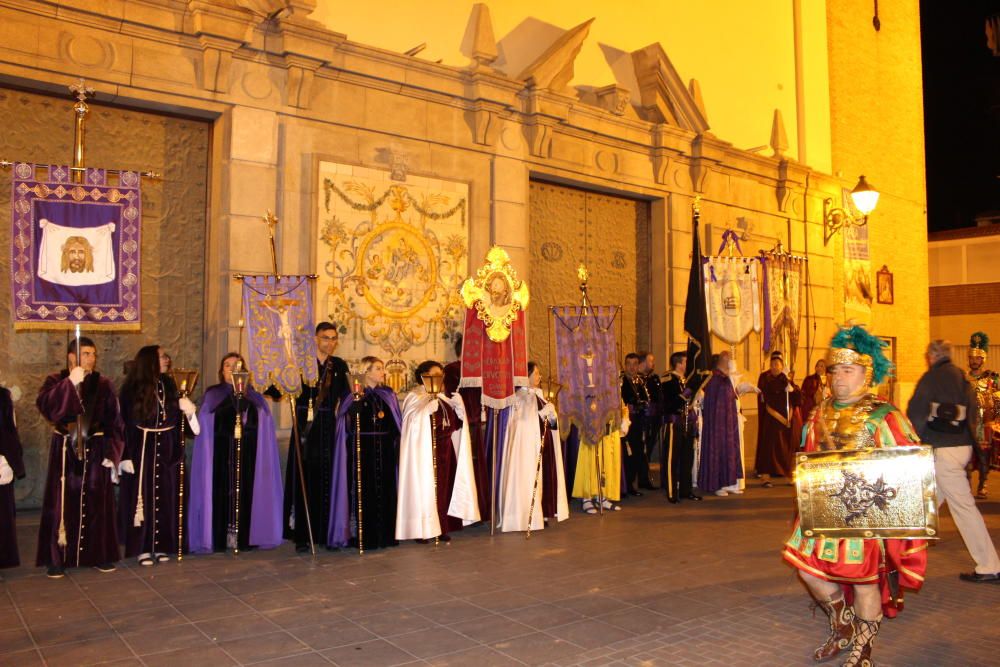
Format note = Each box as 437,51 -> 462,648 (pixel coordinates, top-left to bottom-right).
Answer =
823,175 -> 880,245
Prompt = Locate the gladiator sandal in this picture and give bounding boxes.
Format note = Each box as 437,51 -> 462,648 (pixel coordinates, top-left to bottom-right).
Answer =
813,596 -> 855,662
841,616 -> 881,667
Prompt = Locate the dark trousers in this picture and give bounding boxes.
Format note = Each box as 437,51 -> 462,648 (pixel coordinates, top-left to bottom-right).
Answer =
661,421 -> 694,501
623,422 -> 645,493
640,420 -> 659,488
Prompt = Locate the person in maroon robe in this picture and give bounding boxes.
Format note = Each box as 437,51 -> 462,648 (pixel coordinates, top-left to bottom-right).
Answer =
443,334 -> 490,520
0,386 -> 25,570
753,350 -> 801,487
799,359 -> 829,421
36,337 -> 125,578
118,345 -> 199,566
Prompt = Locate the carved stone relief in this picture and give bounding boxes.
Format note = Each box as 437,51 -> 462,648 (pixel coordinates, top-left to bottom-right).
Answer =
0,87 -> 209,509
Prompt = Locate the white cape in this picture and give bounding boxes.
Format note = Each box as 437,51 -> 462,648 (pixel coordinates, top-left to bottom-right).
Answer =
395,387 -> 480,540
498,388 -> 569,532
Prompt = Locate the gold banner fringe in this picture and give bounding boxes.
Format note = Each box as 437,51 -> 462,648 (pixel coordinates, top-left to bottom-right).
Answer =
14,322 -> 141,332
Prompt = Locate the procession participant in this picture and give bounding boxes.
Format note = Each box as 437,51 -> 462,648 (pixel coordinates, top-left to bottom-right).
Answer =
329,356 -> 401,551
696,352 -> 743,496
754,351 -> 801,487
800,358 -> 830,420
784,325 -> 927,666
396,361 -> 479,542
0,385 -> 25,570
36,337 -> 124,578
443,335 -> 490,520
118,346 -> 199,565
639,352 -> 661,490
571,406 -> 625,514
188,353 -> 282,554
660,352 -> 700,503
497,362 -> 568,532
908,339 -> 1000,583
278,322 -> 349,552
620,353 -> 649,496
966,332 -> 998,499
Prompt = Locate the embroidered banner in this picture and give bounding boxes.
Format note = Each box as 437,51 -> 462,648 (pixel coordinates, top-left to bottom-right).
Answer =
459,307 -> 529,409
242,275 -> 319,397
553,305 -> 621,445
761,252 -> 804,365
11,163 -> 141,330
315,161 -> 468,391
704,256 -> 761,346
844,221 -> 873,320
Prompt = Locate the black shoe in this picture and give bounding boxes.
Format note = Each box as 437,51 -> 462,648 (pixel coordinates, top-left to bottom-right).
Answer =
46,566 -> 65,579
295,544 -> 310,553
639,483 -> 657,490
629,490 -> 643,497
959,572 -> 1000,584
94,562 -> 116,573
686,493 -> 703,501
667,497 -> 679,504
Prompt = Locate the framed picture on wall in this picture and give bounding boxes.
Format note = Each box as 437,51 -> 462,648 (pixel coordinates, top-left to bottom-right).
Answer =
877,335 -> 897,403
876,265 -> 894,304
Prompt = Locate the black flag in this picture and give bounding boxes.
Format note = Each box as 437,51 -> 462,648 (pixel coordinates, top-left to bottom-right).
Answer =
684,198 -> 713,393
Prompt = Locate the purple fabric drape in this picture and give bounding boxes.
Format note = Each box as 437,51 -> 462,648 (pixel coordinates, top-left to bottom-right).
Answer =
696,371 -> 743,493
188,384 -> 283,553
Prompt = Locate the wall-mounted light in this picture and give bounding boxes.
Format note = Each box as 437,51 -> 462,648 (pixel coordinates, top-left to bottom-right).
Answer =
823,175 -> 880,245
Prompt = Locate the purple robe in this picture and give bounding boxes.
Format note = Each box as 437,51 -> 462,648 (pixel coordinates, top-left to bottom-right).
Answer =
35,372 -> 124,568
328,385 -> 401,548
696,370 -> 743,493
188,384 -> 283,553
0,387 -> 25,569
118,378 -> 186,557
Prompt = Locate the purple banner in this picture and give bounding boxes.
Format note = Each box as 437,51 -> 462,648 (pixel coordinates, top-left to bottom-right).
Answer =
552,305 -> 621,445
242,275 -> 319,397
11,163 -> 141,329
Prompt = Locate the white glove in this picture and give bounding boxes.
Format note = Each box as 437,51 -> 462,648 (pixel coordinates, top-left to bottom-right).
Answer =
119,460 -> 135,475
0,456 -> 13,485
178,397 -> 197,416
785,384 -> 794,393
187,412 -> 201,436
102,458 -> 119,484
447,394 -> 467,421
538,403 -> 557,422
69,366 -> 86,385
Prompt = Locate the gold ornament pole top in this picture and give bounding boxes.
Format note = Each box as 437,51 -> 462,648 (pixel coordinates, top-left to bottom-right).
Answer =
460,246 -> 529,343
263,210 -> 280,278
577,263 -> 591,312
69,79 -> 94,185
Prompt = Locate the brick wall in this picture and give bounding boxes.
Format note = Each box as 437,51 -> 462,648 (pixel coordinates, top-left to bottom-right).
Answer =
930,283 -> 1000,316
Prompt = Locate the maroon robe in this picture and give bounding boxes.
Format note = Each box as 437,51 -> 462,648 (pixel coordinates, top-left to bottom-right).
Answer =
0,387 -> 25,569
800,373 -> 827,421
36,372 -> 124,568
434,398 -> 463,536
118,378 -> 186,557
444,361 -> 489,519
536,395 -> 560,519
753,371 -> 801,478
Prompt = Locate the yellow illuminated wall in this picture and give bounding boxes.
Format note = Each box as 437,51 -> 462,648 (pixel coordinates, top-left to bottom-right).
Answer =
312,0 -> 833,173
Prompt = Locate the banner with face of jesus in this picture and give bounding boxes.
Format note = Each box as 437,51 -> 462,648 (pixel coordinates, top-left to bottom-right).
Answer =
10,163 -> 141,330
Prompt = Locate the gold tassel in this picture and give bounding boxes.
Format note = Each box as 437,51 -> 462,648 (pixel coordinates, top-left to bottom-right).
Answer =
57,440 -> 67,547
234,414 -> 242,440
306,398 -> 314,423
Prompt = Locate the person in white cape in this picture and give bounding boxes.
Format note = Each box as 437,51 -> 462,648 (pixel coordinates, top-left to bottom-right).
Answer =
396,361 -> 480,542
498,362 -> 569,533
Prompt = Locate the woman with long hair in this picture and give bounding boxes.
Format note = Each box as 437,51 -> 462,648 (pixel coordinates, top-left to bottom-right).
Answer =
118,346 -> 198,566
328,356 -> 401,551
188,353 -> 282,553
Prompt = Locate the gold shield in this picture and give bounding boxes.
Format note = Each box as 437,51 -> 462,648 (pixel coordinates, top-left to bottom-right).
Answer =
795,446 -> 938,539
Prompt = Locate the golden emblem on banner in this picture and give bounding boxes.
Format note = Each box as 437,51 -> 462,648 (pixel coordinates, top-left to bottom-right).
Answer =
460,246 -> 530,343
795,446 -> 938,539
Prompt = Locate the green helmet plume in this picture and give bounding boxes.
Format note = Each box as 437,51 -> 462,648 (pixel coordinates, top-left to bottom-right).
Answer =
828,325 -> 892,385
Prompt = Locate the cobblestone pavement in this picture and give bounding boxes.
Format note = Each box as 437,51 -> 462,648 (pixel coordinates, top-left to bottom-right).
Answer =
3,483 -> 1000,666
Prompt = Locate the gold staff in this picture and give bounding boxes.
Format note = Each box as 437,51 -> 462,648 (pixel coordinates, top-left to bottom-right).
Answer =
422,372 -> 445,545
230,362 -> 250,555
349,367 -> 366,554
169,368 -> 199,561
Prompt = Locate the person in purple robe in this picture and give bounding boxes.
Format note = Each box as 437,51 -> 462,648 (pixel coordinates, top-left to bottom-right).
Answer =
36,336 -> 125,578
754,350 -> 802,487
118,345 -> 199,566
188,353 -> 282,553
696,352 -> 743,496
328,356 -> 401,551
0,386 -> 25,570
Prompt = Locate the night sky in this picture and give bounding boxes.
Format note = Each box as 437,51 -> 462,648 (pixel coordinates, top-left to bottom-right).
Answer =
920,1 -> 999,232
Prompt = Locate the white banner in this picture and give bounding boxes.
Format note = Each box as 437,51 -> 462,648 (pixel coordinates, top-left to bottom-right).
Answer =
704,256 -> 761,345
37,218 -> 116,286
